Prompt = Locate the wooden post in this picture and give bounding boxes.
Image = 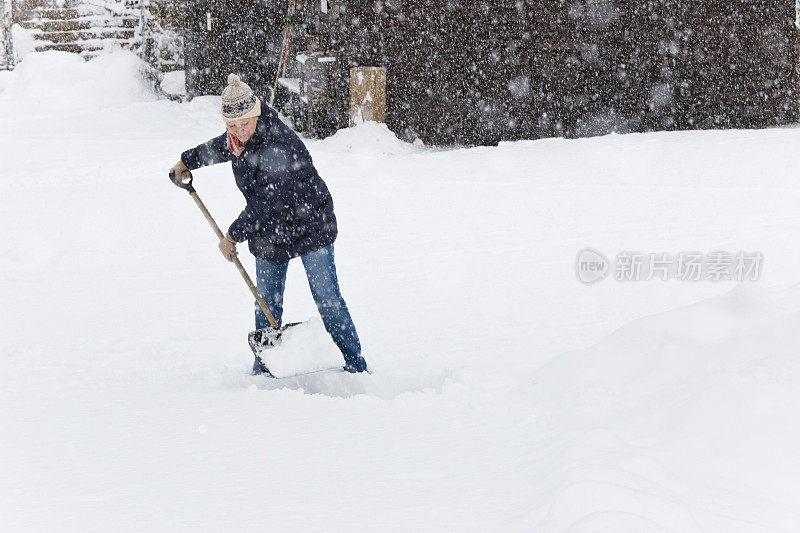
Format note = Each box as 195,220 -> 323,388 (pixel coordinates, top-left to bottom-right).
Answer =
349,66 -> 386,126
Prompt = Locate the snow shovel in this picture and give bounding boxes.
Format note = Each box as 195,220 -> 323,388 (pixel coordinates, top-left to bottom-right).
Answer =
169,169 -> 299,377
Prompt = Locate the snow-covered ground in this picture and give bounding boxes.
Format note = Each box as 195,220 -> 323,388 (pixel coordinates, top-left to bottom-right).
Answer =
3,51 -> 800,532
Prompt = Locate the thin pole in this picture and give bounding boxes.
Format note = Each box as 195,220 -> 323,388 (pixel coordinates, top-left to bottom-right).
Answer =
271,0 -> 295,106
189,191 -> 280,329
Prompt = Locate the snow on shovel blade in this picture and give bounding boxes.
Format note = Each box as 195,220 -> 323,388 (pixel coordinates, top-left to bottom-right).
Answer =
248,322 -> 302,376
248,318 -> 346,378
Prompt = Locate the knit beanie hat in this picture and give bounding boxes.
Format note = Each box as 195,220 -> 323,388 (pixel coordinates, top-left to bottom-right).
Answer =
221,74 -> 261,121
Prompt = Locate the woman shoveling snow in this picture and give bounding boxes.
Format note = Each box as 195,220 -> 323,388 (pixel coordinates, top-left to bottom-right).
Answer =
170,74 -> 368,374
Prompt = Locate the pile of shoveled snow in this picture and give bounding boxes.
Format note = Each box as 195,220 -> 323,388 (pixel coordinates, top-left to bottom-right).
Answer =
0,50 -> 156,110
525,283 -> 800,531
315,120 -> 423,155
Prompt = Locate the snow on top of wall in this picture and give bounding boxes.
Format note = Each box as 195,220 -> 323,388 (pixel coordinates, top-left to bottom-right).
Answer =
75,0 -> 137,18
0,49 -> 157,109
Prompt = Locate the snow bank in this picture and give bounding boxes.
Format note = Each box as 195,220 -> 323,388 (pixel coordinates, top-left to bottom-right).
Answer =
0,70 -> 12,93
530,283 -> 790,409
527,283 -> 800,530
0,50 -> 157,111
316,120 -> 423,155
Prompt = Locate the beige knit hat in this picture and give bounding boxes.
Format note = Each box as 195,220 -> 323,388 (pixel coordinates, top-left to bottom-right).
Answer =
221,74 -> 261,122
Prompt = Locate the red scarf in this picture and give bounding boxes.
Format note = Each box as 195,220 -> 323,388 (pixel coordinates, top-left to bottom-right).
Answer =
227,132 -> 245,156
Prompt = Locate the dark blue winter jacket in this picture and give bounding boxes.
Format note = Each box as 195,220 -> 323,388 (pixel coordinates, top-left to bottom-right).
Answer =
181,104 -> 337,261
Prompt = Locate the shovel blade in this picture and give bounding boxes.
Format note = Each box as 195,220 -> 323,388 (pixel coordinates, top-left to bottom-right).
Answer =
247,322 -> 302,376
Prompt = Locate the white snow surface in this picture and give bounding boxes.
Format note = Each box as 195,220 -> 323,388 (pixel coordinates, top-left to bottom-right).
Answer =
3,51 -> 800,531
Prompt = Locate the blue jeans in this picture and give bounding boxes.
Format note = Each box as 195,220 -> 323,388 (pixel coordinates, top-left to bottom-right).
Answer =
254,244 -> 364,370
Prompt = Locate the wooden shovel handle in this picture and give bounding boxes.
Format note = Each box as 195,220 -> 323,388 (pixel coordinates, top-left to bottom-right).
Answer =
187,191 -> 280,329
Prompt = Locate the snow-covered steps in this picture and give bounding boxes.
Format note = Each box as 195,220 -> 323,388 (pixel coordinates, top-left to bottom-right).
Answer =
15,0 -> 140,59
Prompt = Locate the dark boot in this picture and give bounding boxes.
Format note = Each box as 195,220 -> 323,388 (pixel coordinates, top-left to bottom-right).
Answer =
343,355 -> 368,373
